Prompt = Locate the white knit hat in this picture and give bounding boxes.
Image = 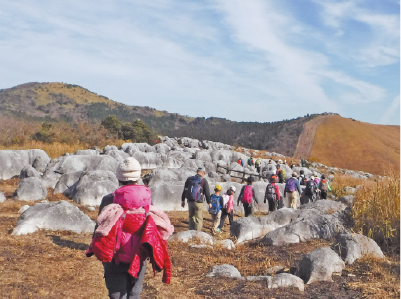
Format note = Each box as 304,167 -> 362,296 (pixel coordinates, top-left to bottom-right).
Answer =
116,157 -> 141,182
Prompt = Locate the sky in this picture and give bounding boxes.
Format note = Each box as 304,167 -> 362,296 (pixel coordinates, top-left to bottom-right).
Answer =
0,0 -> 399,125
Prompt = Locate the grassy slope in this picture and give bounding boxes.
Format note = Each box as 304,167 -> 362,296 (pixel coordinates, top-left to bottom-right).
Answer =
309,115 -> 400,175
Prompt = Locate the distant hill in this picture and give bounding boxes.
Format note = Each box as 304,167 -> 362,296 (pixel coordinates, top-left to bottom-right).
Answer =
295,115 -> 400,175
0,82 -> 322,156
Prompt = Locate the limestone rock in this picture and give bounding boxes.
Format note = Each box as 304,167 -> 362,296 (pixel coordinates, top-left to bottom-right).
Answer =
206,264 -> 241,278
13,177 -> 48,201
216,239 -> 235,250
168,230 -> 215,245
296,247 -> 345,284
53,171 -> 83,197
18,205 -> 30,213
333,233 -> 384,264
12,200 -> 95,235
69,170 -> 119,206
268,273 -> 305,292
0,191 -> 6,203
338,195 -> 355,205
20,165 -> 41,179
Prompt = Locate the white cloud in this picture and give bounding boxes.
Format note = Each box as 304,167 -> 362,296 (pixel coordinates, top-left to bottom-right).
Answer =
380,95 -> 400,125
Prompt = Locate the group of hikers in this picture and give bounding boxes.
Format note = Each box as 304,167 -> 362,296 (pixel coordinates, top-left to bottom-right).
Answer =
181,161 -> 331,235
86,156 -> 331,299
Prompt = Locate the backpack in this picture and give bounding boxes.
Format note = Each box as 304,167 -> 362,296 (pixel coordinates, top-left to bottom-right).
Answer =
248,158 -> 253,166
241,185 -> 253,204
209,194 -> 222,214
285,178 -> 297,192
185,176 -> 204,202
299,176 -> 308,186
266,184 -> 277,201
281,169 -> 286,179
320,179 -> 328,191
112,185 -> 152,264
305,180 -> 316,196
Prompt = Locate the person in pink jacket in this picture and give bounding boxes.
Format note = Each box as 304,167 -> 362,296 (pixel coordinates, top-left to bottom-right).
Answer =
217,186 -> 236,232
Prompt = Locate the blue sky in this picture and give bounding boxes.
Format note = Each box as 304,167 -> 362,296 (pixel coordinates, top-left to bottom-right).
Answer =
0,0 -> 399,125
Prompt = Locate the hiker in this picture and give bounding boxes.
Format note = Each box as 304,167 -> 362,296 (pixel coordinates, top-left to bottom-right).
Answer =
237,177 -> 259,217
248,156 -> 254,167
298,169 -> 307,186
181,167 -> 211,231
317,174 -> 331,200
301,175 -> 318,204
264,175 -> 282,212
283,172 -> 302,209
290,161 -> 295,169
218,186 -> 236,231
255,158 -> 261,174
86,157 -> 174,299
209,185 -> 224,235
276,164 -> 285,183
313,172 -> 320,186
237,158 -> 242,166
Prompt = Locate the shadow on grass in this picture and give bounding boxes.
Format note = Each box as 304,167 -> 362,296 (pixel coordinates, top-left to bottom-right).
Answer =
48,235 -> 89,250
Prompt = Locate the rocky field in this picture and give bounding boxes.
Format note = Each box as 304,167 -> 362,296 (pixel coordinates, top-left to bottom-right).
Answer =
0,136 -> 399,298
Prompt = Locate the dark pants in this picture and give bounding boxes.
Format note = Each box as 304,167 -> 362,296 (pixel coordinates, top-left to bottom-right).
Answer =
103,259 -> 147,299
320,190 -> 327,200
218,208 -> 233,229
267,198 -> 283,212
242,202 -> 252,217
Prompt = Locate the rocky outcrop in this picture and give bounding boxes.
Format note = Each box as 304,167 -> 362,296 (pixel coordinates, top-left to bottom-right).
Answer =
332,233 -> 384,264
296,247 -> 345,284
12,200 -> 95,235
13,177 -> 48,201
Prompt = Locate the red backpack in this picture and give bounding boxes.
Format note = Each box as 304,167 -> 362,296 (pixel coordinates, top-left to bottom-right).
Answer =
241,185 -> 253,204
320,179 -> 328,191
113,185 -> 152,264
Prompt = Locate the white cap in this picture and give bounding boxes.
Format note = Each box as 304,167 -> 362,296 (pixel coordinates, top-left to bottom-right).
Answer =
230,186 -> 237,192
116,157 -> 141,182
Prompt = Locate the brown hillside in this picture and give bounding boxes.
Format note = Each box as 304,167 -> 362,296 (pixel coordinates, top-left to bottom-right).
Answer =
308,115 -> 400,175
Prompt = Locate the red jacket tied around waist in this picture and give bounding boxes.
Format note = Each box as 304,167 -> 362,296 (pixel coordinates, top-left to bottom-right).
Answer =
86,185 -> 174,284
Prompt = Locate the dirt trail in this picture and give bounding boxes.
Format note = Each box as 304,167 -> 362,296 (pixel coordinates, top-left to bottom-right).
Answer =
294,115 -> 328,159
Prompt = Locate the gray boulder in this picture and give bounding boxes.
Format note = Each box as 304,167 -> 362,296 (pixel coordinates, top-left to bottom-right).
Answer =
103,145 -> 118,152
153,143 -> 170,154
20,165 -> 41,179
267,273 -> 304,292
18,205 -> 30,213
206,264 -> 241,278
12,200 -> 95,235
105,150 -> 130,163
231,208 -> 300,243
53,171 -> 83,197
168,230 -> 215,245
43,155 -> 118,176
216,239 -> 235,250
13,177 -> 48,201
296,247 -> 345,284
338,195 -> 355,205
0,190 -> 6,203
182,159 -> 204,171
194,150 -> 212,163
333,233 -> 384,264
260,201 -> 349,246
0,151 -> 26,180
168,151 -> 193,162
132,151 -> 163,169
69,170 -> 119,206
32,156 -> 49,173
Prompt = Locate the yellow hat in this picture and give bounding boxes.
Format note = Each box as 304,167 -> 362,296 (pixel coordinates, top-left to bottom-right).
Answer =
214,184 -> 222,191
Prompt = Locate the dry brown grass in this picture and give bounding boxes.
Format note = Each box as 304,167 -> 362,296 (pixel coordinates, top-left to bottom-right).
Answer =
330,174 -> 366,198
309,115 -> 400,175
352,169 -> 400,247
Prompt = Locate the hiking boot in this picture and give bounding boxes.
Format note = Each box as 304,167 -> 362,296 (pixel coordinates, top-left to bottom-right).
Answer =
216,228 -> 221,233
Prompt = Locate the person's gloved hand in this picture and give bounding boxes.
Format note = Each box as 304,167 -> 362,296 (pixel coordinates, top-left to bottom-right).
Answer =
181,201 -> 185,208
